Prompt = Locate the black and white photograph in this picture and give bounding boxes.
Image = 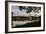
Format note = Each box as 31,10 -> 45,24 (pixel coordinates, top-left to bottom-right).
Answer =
11,6 -> 41,28
5,1 -> 45,33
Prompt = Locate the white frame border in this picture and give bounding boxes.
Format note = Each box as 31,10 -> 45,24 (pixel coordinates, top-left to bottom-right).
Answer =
8,2 -> 44,32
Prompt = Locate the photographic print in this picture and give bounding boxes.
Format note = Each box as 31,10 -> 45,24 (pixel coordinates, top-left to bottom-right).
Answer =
11,6 -> 41,28
5,1 -> 45,33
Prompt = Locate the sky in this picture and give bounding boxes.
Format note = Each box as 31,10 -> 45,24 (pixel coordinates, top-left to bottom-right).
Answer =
11,6 -> 41,17
11,6 -> 28,16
